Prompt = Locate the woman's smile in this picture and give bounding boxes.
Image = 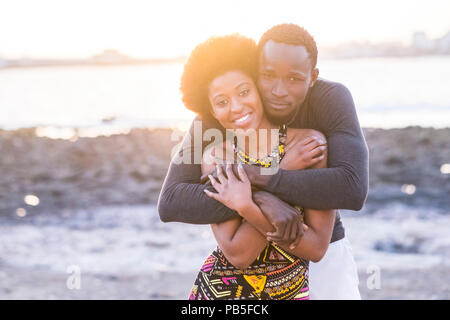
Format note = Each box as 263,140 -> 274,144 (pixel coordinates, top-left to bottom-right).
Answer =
231,112 -> 253,127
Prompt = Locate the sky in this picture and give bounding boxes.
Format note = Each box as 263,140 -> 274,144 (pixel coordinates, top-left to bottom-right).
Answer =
1,0 -> 449,59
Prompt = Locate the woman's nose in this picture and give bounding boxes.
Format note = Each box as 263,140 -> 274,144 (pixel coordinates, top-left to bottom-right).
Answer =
230,98 -> 244,113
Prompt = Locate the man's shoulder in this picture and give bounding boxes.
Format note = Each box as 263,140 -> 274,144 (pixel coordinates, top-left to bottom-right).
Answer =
307,78 -> 354,115
296,78 -> 357,131
310,78 -> 351,98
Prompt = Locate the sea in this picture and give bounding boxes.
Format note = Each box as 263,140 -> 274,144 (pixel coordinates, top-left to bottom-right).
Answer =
0,56 -> 449,138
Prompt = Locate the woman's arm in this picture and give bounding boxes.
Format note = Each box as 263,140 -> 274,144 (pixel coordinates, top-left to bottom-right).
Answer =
210,216 -> 268,270
157,117 -> 239,224
202,147 -> 269,270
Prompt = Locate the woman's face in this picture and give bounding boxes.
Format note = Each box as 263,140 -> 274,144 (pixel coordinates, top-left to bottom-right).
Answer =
208,70 -> 264,131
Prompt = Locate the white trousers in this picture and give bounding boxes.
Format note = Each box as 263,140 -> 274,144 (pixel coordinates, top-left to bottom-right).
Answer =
309,237 -> 361,300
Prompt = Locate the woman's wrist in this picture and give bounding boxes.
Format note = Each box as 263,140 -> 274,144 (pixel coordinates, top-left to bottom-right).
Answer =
236,201 -> 259,218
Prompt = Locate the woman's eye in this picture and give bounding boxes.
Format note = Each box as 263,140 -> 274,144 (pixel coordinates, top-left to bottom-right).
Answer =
289,77 -> 304,81
239,89 -> 249,96
217,99 -> 228,106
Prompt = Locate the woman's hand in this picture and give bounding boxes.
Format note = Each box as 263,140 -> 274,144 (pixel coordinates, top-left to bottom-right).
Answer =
204,163 -> 253,214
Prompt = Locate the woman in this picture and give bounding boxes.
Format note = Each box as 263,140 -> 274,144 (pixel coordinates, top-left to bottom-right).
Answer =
180,34 -> 336,300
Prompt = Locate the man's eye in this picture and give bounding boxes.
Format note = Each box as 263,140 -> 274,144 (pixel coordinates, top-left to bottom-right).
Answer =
262,73 -> 273,79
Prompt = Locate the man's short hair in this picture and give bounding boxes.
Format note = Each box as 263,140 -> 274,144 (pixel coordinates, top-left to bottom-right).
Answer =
180,34 -> 258,119
258,23 -> 318,68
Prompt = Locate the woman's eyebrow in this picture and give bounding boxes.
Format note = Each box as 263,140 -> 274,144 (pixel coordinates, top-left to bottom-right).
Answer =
211,92 -> 226,100
234,81 -> 250,89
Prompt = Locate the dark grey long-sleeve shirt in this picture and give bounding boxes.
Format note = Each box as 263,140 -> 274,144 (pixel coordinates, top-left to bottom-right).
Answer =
157,78 -> 369,243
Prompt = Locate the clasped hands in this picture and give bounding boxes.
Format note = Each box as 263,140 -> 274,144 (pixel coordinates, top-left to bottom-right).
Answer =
203,163 -> 305,250
201,134 -> 326,249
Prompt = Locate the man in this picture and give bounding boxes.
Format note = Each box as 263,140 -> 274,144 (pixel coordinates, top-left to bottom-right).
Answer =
158,24 -> 368,299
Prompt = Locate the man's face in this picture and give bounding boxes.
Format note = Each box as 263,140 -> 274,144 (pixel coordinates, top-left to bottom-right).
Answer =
257,40 -> 319,124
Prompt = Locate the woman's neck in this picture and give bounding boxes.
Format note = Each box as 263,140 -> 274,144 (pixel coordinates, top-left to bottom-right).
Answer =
233,116 -> 279,159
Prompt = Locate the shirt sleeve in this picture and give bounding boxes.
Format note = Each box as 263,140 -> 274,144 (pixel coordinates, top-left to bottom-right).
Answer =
264,82 -> 369,211
157,117 -> 240,224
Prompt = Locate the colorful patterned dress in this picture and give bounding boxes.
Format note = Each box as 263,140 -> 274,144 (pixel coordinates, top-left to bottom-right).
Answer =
188,125 -> 310,300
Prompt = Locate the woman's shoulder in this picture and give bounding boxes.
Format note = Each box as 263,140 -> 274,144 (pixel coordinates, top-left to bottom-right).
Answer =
202,139 -> 234,167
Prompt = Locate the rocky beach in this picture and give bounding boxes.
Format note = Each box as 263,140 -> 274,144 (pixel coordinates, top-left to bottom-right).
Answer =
0,126 -> 449,299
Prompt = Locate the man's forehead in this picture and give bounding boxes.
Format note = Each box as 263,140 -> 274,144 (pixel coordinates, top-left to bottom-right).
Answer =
259,40 -> 311,69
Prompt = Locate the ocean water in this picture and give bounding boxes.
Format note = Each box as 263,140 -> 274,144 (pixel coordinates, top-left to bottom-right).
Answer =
0,56 -> 449,135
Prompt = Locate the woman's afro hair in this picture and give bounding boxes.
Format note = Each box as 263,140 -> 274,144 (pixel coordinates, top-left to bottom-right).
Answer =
180,34 -> 258,118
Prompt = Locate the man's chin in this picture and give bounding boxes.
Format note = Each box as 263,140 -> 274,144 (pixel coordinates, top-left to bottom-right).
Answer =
265,108 -> 297,125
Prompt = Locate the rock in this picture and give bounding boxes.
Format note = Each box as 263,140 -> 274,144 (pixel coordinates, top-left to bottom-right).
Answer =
0,126 -> 449,216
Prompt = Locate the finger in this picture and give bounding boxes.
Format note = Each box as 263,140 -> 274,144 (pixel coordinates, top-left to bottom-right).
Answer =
203,189 -> 220,201
266,224 -> 286,242
237,164 -> 249,183
289,220 -> 304,250
288,219 -> 298,245
303,138 -> 322,152
310,154 -> 325,167
304,135 -> 326,148
225,163 -> 237,182
216,164 -> 228,184
208,174 -> 222,191
300,136 -> 316,146
280,220 -> 293,244
309,145 -> 327,158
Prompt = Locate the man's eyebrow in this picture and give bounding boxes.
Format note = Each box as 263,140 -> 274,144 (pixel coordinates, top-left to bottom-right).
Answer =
289,71 -> 308,77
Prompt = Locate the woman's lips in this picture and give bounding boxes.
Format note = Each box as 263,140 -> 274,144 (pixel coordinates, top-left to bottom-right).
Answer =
231,112 -> 252,127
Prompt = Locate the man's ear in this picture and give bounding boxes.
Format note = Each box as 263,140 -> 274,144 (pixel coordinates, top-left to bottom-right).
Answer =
310,68 -> 319,87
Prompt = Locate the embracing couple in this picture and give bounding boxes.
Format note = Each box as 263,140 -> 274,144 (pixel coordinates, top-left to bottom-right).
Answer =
158,24 -> 369,300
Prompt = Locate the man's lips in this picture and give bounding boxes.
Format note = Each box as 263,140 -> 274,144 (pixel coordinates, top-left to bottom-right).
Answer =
266,100 -> 291,110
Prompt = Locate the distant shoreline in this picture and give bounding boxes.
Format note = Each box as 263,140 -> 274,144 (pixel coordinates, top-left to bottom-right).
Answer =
0,57 -> 187,71
1,54 -> 449,71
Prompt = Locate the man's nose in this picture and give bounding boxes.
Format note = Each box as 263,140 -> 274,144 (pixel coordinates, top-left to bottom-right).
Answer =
272,79 -> 288,98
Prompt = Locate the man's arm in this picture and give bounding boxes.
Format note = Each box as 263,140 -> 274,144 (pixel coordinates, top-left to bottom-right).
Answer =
157,117 -> 239,224
258,82 -> 369,211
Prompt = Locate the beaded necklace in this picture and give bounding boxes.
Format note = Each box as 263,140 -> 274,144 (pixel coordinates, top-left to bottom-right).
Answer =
232,124 -> 287,168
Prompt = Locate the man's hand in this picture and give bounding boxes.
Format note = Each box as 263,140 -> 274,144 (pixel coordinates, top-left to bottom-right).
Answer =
280,135 -> 327,171
252,191 -> 305,250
